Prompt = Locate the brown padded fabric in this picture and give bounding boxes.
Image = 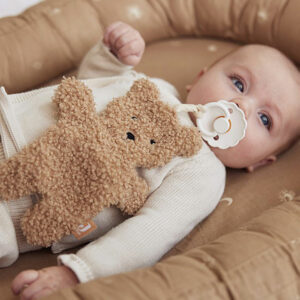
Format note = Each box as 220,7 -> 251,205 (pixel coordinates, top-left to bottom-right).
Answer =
136,38 -> 240,99
0,1 -> 299,299
1,0 -> 300,93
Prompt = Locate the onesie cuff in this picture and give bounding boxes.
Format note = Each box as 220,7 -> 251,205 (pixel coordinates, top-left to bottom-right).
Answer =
101,42 -> 133,70
58,254 -> 95,283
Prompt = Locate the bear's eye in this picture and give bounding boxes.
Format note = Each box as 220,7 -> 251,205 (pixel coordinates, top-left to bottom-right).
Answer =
131,116 -> 138,120
150,139 -> 156,144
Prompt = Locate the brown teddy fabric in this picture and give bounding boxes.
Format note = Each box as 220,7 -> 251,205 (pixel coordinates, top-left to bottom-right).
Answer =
0,77 -> 202,247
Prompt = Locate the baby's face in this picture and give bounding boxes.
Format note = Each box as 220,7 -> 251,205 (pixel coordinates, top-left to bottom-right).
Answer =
186,45 -> 300,169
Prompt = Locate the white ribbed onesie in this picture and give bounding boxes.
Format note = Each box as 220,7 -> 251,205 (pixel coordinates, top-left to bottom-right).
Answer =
0,42 -> 225,280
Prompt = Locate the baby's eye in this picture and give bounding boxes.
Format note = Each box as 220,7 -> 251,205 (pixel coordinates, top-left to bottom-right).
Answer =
131,116 -> 138,120
231,76 -> 244,93
258,112 -> 272,130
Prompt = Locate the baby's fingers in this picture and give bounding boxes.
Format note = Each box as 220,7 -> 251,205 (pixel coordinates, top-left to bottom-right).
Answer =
30,287 -> 54,300
103,22 -> 130,47
118,40 -> 144,64
118,54 -> 141,66
114,31 -> 141,51
103,21 -> 123,44
11,270 -> 39,295
20,281 -> 51,300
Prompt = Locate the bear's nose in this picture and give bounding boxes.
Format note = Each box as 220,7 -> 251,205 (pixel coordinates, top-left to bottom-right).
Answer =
126,132 -> 135,141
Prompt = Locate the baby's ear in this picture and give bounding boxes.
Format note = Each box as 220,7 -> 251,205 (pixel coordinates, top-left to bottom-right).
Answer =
127,78 -> 160,103
246,155 -> 277,172
175,127 -> 202,157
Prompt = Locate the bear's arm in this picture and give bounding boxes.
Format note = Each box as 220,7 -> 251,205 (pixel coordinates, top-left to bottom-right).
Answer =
116,175 -> 149,216
52,77 -> 98,126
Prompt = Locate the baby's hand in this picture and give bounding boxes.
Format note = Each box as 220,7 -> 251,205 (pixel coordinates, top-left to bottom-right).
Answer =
103,21 -> 145,66
11,266 -> 79,300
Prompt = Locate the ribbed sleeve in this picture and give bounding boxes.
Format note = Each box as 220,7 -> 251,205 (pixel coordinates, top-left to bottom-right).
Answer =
0,140 -> 4,162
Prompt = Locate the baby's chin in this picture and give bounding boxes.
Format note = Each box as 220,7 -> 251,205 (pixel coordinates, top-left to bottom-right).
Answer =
209,146 -> 250,169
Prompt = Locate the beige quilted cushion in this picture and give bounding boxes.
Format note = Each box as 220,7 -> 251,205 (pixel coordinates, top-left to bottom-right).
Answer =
0,1 -> 299,299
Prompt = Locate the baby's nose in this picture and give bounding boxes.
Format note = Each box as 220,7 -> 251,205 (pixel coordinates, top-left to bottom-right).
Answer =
230,98 -> 250,119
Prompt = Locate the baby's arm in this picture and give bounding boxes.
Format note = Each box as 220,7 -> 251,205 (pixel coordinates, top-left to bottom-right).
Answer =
58,156 -> 225,280
12,155 -> 225,299
78,22 -> 145,79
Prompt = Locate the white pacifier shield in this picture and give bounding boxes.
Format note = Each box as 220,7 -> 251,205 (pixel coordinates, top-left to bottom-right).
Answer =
196,102 -> 230,137
196,100 -> 247,149
213,117 -> 230,134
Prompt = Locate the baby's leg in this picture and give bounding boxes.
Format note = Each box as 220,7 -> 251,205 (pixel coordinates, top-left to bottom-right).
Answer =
0,201 -> 18,267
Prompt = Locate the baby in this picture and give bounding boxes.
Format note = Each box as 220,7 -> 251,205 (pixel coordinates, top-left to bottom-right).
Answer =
8,21 -> 300,299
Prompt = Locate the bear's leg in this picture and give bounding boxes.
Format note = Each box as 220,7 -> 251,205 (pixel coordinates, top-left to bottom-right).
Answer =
20,192 -> 98,247
20,194 -> 76,247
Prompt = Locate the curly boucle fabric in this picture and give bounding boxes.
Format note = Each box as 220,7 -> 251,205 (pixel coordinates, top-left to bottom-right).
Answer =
0,77 -> 202,247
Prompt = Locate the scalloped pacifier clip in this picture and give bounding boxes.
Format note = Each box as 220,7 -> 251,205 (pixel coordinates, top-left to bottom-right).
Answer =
176,100 -> 247,149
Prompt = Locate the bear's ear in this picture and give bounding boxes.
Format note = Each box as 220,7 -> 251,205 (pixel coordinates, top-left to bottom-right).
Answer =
175,127 -> 202,157
127,78 -> 160,103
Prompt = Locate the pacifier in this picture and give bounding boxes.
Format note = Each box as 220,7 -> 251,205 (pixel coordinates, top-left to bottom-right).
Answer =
176,100 -> 247,149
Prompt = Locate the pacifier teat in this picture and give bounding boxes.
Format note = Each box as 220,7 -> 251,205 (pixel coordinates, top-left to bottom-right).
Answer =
176,100 -> 247,149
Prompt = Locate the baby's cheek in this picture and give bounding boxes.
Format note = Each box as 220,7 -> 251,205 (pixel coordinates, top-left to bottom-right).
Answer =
197,84 -> 220,102
211,134 -> 259,168
236,129 -> 268,165
187,82 -> 235,106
